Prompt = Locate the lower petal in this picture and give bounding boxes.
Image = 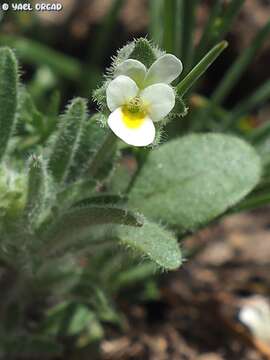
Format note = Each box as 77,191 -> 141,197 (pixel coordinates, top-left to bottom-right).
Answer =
108,108 -> 155,147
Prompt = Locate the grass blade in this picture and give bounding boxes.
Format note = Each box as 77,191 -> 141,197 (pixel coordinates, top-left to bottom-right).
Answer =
174,0 -> 184,58
163,0 -> 180,54
177,41 -> 228,96
224,78 -> 270,128
194,0 -> 223,63
212,20 -> 270,104
232,191 -> 270,213
217,0 -> 245,38
149,0 -> 164,47
211,0 -> 245,44
181,0 -> 198,75
0,35 -> 82,80
91,0 -> 125,65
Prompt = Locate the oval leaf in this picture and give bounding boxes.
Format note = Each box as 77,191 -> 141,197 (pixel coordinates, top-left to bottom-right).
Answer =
118,220 -> 182,270
129,134 -> 261,231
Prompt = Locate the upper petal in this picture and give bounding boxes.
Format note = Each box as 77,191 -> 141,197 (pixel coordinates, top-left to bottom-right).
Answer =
114,59 -> 147,87
106,75 -> 139,112
145,54 -> 183,86
141,83 -> 175,121
108,107 -> 155,147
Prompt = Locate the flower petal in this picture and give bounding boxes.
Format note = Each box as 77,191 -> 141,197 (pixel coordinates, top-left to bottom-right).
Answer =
145,54 -> 183,85
115,59 -> 147,87
106,75 -> 138,112
108,108 -> 155,147
140,83 -> 175,121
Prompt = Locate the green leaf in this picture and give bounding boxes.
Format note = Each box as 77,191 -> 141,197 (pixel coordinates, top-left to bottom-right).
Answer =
56,178 -> 97,208
129,38 -> 157,68
117,220 -> 182,270
177,41 -> 228,96
53,205 -> 143,231
47,98 -> 88,183
170,94 -> 188,119
0,47 -> 18,160
66,115 -> 111,182
42,206 -> 143,254
129,134 -> 261,231
85,130 -> 117,180
24,154 -> 49,228
73,193 -> 126,208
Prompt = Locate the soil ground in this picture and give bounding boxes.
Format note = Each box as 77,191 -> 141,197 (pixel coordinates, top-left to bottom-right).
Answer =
101,210 -> 270,359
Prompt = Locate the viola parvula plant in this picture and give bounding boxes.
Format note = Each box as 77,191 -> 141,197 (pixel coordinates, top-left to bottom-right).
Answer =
0,34 -> 265,357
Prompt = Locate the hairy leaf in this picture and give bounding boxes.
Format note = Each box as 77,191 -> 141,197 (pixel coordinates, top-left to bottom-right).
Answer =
0,47 -> 18,160
117,220 -> 182,270
129,134 -> 261,231
43,206 -> 143,253
68,116 -> 115,181
24,154 -> 51,231
47,98 -> 88,183
129,38 -> 157,68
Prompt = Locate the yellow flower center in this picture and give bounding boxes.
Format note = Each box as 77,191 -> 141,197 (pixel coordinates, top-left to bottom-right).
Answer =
121,97 -> 148,129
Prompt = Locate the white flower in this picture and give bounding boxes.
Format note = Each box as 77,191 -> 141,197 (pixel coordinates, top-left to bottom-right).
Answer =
106,54 -> 183,147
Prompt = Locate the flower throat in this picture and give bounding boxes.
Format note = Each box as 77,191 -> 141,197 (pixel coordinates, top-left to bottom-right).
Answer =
121,96 -> 147,128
